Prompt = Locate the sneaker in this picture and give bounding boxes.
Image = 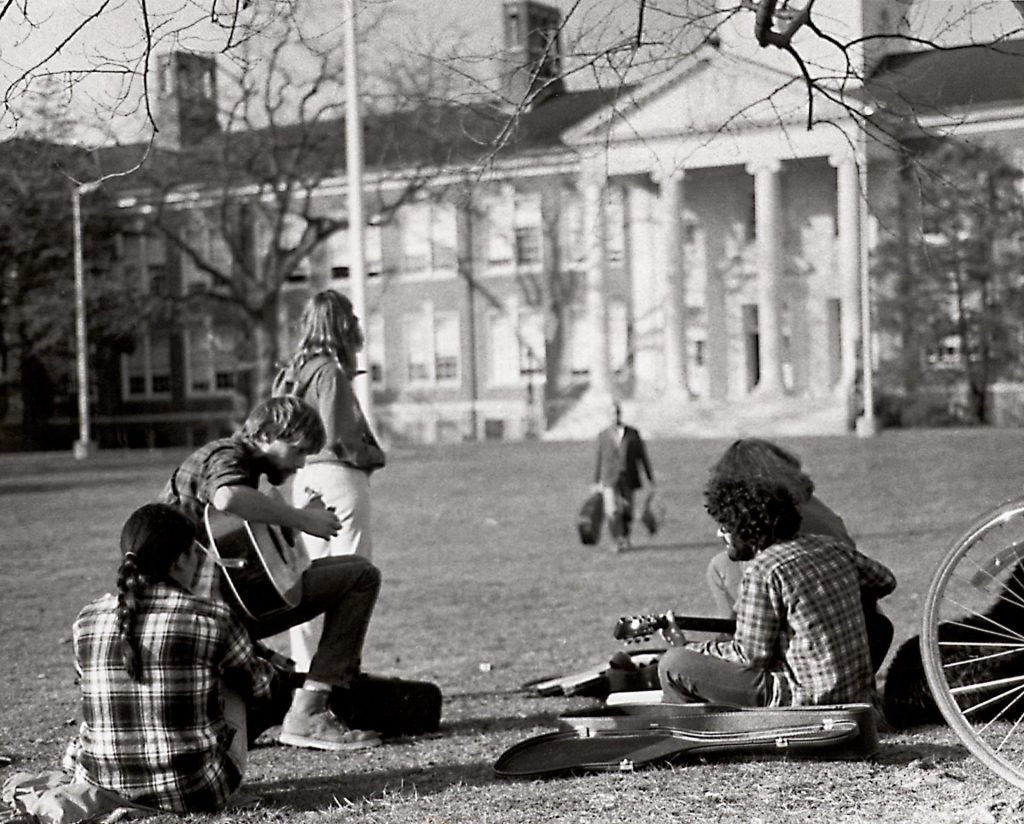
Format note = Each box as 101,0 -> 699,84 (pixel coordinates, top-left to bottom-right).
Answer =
279,708 -> 382,751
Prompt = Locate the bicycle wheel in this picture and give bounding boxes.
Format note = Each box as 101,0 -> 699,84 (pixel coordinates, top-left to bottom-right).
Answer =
922,496 -> 1024,789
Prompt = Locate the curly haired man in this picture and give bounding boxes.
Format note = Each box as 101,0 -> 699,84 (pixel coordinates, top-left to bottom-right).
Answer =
658,477 -> 895,707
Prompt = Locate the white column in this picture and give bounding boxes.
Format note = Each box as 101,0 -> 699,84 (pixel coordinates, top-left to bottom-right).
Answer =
654,169 -> 689,397
746,158 -> 785,395
830,152 -> 862,394
582,168 -> 612,397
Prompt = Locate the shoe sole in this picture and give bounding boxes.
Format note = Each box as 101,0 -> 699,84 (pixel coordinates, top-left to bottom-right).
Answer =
278,732 -> 381,751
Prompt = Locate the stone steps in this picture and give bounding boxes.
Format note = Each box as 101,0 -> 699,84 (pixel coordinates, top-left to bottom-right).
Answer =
543,391 -> 850,441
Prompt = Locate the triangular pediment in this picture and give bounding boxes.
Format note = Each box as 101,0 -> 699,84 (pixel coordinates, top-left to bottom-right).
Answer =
566,48 -> 856,145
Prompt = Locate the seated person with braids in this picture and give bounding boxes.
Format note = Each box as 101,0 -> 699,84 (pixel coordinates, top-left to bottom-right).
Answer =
71,504 -> 284,813
159,396 -> 382,752
658,477 -> 896,707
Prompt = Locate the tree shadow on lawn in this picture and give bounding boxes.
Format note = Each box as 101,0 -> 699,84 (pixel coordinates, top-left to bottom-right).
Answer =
440,709 -> 561,736
874,738 -> 972,766
625,540 -> 720,554
247,761 -> 495,809
628,525 -> 968,555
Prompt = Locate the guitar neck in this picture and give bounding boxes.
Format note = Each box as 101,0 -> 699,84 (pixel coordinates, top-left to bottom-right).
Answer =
671,615 -> 737,635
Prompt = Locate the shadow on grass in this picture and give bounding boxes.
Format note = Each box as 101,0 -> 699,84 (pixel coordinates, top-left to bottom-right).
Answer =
247,761 -> 496,809
624,540 -> 720,554
874,739 -> 970,765
439,710 -> 560,736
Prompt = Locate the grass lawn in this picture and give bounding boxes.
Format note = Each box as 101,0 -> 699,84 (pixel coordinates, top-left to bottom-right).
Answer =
3,429 -> 1024,823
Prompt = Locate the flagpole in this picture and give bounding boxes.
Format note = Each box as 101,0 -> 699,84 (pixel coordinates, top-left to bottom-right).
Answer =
343,0 -> 371,420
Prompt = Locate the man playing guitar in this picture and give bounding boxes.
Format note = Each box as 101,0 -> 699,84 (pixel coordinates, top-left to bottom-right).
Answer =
160,396 -> 382,751
658,476 -> 896,710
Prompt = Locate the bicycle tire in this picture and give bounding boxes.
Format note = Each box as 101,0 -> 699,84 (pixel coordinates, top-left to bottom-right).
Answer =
922,495 -> 1024,789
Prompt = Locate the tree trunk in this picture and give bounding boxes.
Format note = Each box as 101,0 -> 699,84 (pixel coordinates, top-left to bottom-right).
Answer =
251,298 -> 282,405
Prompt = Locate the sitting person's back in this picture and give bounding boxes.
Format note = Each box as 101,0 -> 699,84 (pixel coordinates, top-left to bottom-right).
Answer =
735,534 -> 880,705
659,478 -> 896,708
72,504 -> 278,813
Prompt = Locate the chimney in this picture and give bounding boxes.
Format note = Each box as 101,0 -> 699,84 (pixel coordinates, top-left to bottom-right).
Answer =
151,52 -> 220,149
498,0 -> 566,107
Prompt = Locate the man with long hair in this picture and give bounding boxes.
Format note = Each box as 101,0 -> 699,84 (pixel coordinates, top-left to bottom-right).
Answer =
658,477 -> 895,707
160,396 -> 382,751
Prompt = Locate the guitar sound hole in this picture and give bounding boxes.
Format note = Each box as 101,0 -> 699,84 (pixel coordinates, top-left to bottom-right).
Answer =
268,528 -> 293,563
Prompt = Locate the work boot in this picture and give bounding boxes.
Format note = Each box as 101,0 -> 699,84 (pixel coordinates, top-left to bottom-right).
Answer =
279,688 -> 381,751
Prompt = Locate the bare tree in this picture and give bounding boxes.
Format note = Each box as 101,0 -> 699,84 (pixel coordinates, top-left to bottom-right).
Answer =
118,26 -> 509,402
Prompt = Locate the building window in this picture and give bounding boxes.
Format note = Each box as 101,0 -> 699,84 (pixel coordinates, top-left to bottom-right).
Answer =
608,299 -> 630,376
488,303 -> 546,386
122,327 -> 172,400
367,313 -> 385,386
485,189 -> 544,271
399,201 -> 457,279
514,193 -> 542,268
485,191 -> 515,268
404,305 -> 460,386
605,186 -> 625,267
568,307 -> 591,378
518,310 -> 545,377
563,193 -> 586,266
329,224 -> 383,280
185,322 -> 239,397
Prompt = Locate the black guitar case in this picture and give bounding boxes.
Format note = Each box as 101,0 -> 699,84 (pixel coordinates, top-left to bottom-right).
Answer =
330,674 -> 442,738
577,491 -> 604,545
494,702 -> 877,778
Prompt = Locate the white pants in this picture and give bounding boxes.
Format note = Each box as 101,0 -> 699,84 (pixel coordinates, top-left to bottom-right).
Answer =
288,462 -> 373,671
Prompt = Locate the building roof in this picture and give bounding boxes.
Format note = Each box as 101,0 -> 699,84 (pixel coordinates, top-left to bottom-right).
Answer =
868,39 -> 1024,113
95,85 -> 631,197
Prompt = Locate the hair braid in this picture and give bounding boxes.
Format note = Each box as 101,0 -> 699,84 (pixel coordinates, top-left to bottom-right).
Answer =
115,554 -> 150,682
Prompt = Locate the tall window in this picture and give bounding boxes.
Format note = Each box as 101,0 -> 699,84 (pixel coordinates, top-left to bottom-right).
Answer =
366,313 -> 385,386
123,327 -> 172,399
514,193 -> 543,268
485,191 -> 514,268
485,188 -> 544,271
605,186 -> 625,267
185,321 -> 239,397
404,304 -> 461,386
563,193 -> 586,267
608,298 -> 630,376
328,225 -> 383,281
568,306 -> 591,378
399,201 -> 457,278
488,302 -> 547,386
181,219 -> 230,294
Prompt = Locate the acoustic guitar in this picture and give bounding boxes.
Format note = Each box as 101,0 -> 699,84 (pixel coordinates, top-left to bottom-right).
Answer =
204,489 -> 312,622
613,613 -> 737,642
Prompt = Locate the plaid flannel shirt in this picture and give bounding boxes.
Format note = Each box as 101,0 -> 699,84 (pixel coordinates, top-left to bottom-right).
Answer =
72,584 -> 277,813
691,534 -> 896,706
159,435 -> 269,596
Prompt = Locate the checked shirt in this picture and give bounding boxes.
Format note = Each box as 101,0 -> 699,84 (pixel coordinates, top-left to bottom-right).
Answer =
72,584 -> 277,812
691,534 -> 896,706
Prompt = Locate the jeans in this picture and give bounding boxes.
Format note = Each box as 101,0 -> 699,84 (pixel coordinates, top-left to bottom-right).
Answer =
658,646 -> 770,707
251,555 -> 381,689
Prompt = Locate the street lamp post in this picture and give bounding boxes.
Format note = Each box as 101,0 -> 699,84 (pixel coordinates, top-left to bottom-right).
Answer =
72,180 -> 101,459
855,137 -> 877,438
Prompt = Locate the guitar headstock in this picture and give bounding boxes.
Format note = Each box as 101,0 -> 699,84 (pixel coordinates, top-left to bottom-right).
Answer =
613,613 -> 668,642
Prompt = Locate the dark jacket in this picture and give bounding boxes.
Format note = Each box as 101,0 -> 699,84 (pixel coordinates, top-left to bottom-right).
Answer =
594,425 -> 653,491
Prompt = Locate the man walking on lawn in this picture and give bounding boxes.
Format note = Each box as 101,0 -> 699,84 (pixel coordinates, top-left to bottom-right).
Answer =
593,400 -> 655,553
